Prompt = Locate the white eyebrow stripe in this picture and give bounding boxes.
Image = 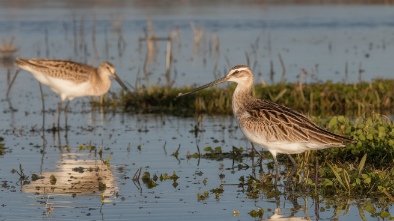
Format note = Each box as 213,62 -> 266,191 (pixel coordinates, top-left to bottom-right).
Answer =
230,67 -> 249,74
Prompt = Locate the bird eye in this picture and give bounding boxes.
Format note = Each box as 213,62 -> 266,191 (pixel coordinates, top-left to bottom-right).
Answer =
232,70 -> 239,75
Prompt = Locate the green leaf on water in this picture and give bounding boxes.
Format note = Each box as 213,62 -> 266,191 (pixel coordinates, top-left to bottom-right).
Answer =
248,208 -> 264,219
364,202 -> 376,214
380,211 -> 390,218
214,146 -> 222,153
204,146 -> 213,152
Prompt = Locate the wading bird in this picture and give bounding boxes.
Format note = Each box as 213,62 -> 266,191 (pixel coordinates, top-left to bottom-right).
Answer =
177,65 -> 355,181
15,58 -> 130,130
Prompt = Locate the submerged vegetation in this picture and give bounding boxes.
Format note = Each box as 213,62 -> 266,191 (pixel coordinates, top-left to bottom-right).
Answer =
101,79 -> 394,117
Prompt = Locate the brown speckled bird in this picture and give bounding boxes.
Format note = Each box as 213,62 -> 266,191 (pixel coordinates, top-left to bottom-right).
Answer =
15,58 -> 130,129
178,65 -> 355,180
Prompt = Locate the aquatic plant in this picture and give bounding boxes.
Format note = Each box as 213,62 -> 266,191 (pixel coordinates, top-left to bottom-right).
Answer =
0,137 -> 5,155
11,164 -> 29,185
188,146 -> 247,161
315,113 -> 394,164
197,191 -> 209,201
141,172 -> 158,188
78,143 -> 96,151
139,171 -> 180,189
248,207 -> 264,219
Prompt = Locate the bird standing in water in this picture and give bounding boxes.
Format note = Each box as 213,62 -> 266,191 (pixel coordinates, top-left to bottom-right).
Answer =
178,65 -> 355,181
15,58 -> 130,130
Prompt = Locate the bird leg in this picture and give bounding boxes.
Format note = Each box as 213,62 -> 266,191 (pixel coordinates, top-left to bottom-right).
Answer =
250,143 -> 263,165
250,143 -> 264,179
287,154 -> 298,179
315,155 -> 319,194
251,142 -> 259,155
273,155 -> 280,185
57,100 -> 63,131
64,100 -> 70,131
38,82 -> 45,131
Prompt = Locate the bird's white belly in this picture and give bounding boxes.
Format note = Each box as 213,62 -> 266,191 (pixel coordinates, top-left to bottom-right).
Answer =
30,71 -> 92,100
47,77 -> 91,99
239,125 -> 327,156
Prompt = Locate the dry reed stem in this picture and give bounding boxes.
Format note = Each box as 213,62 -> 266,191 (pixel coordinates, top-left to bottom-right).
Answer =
104,30 -> 109,60
278,53 -> 286,83
72,14 -> 77,55
45,28 -> 49,57
165,38 -> 173,87
79,17 -> 85,51
190,22 -> 205,62
269,60 -> 274,84
298,69 -> 308,102
245,51 -> 250,67
92,17 -> 100,61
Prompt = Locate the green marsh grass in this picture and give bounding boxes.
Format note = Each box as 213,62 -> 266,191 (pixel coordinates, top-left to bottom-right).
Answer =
100,79 -> 394,117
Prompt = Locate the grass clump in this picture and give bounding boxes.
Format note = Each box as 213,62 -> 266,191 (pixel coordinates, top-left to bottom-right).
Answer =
315,159 -> 394,198
102,79 -> 394,117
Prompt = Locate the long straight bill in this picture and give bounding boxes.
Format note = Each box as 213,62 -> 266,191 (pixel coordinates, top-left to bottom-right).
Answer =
114,73 -> 131,93
177,76 -> 228,98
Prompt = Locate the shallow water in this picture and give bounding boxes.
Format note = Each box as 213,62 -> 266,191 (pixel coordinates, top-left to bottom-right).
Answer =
0,109 -> 384,221
1,2 -> 394,220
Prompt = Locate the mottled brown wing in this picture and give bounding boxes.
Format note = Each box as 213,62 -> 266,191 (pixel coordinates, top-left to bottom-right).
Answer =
240,98 -> 355,146
17,58 -> 94,84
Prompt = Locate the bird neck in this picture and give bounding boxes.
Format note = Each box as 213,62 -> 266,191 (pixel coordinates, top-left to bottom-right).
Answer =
232,78 -> 254,116
90,72 -> 111,96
